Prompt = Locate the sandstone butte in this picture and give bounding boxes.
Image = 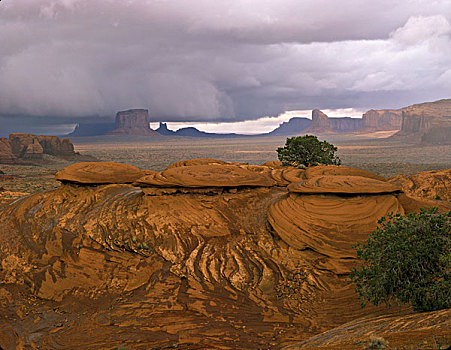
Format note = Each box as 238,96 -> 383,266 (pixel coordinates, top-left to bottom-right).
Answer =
106,109 -> 161,136
0,133 -> 92,164
301,99 -> 451,144
0,160 -> 450,349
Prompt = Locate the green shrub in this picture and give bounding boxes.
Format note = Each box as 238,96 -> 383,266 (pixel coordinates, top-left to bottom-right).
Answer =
350,207 -> 450,312
276,135 -> 340,167
364,336 -> 387,349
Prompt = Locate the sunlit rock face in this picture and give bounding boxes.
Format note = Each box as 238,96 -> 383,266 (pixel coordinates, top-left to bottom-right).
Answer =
389,168 -> 451,201
0,160 -> 449,349
1,133 -> 80,163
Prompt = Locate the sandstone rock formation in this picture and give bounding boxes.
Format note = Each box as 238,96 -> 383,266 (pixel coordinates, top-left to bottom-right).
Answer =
389,168 -> 451,201
107,109 -> 160,136
266,117 -> 311,136
304,109 -> 362,134
361,109 -> 402,131
0,138 -> 16,163
283,309 -> 451,350
393,99 -> 451,144
0,160 -> 449,349
55,162 -> 148,184
0,133 -> 88,164
37,135 -> 75,156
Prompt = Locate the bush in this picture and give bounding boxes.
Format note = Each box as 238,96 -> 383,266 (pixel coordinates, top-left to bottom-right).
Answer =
276,135 -> 340,167
350,207 -> 450,312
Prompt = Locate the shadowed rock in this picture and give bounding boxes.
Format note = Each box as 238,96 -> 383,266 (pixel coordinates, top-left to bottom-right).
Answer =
107,109 -> 160,136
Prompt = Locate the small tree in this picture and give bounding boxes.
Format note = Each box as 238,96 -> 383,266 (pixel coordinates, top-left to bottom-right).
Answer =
350,207 -> 451,312
276,135 -> 340,167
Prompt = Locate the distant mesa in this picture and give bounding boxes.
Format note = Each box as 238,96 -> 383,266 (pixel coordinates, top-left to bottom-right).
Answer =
62,98 -> 450,143
303,109 -> 363,134
106,109 -> 160,136
0,133 -> 94,164
265,117 -> 311,136
361,109 -> 402,131
155,122 -> 246,138
392,99 -> 451,144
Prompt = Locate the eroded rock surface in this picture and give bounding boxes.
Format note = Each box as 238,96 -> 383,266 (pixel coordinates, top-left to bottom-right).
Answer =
361,109 -> 402,131
305,110 -> 362,133
0,160 -> 449,349
0,138 -> 16,163
389,168 -> 451,201
107,109 -> 160,136
1,133 -> 89,164
393,99 -> 451,144
55,162 -> 147,184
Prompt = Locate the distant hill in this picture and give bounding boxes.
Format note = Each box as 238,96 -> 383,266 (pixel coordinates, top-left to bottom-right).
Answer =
67,122 -> 115,137
155,122 -> 249,138
265,117 -> 311,136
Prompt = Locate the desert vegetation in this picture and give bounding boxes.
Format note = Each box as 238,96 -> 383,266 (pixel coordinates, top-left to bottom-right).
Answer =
276,135 -> 341,167
351,207 -> 451,312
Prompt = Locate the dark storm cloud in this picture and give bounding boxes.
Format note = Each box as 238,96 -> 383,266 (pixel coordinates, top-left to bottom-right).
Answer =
0,0 -> 450,132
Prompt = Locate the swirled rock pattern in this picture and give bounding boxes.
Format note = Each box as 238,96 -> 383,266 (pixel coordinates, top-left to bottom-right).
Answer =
134,164 -> 275,187
288,175 -> 401,194
389,168 -> 451,201
283,309 -> 451,350
0,160 -> 449,349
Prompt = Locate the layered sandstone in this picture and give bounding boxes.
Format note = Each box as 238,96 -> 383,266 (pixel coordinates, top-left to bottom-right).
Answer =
0,160 -> 449,349
0,138 -> 16,163
107,109 -> 160,136
284,309 -> 451,350
37,135 -> 75,156
0,133 -> 92,164
361,109 -> 402,131
305,110 -> 362,134
389,168 -> 451,201
393,99 -> 451,144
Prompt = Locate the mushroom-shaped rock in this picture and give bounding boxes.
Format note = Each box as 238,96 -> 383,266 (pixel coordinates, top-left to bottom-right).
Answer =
288,175 -> 401,195
305,165 -> 386,181
135,164 -> 275,188
55,162 -> 145,184
166,158 -> 232,169
242,164 -> 306,186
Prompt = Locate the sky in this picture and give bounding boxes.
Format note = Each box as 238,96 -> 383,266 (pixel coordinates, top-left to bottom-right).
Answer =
0,0 -> 450,135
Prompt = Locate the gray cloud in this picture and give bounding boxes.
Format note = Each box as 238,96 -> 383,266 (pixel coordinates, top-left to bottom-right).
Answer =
0,0 -> 450,133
